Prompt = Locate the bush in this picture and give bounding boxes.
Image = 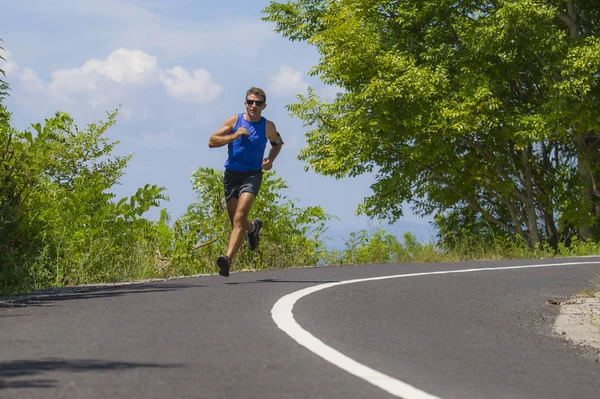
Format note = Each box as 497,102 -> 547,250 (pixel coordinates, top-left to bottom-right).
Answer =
0,110 -> 167,295
153,168 -> 333,275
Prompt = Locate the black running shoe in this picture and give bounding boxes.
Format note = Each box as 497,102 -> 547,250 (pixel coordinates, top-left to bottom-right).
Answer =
216,255 -> 231,277
247,218 -> 263,251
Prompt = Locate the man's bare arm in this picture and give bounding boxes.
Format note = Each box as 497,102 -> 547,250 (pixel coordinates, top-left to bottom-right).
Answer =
262,121 -> 283,170
208,115 -> 248,148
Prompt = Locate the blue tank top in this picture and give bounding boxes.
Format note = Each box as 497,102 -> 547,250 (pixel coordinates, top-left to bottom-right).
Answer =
224,113 -> 268,172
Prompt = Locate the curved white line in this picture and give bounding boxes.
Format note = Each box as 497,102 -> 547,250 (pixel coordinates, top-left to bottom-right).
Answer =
271,261 -> 600,399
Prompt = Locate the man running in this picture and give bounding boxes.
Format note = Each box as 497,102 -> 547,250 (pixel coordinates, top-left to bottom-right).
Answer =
208,87 -> 284,277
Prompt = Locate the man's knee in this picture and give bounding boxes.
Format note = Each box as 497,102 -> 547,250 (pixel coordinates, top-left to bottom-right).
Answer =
232,211 -> 249,228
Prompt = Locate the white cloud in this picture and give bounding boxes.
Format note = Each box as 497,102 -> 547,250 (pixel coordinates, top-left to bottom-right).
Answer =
11,48 -> 221,109
0,49 -> 19,76
141,130 -> 187,149
49,68 -> 98,94
20,68 -> 44,93
49,48 -> 158,94
268,65 -> 309,97
84,49 -> 159,84
160,67 -> 222,103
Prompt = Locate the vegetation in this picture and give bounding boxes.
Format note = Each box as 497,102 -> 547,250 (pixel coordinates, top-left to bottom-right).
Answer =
2,1 -> 600,298
0,106 -> 168,294
3,93 -> 596,297
263,0 -> 600,250
154,167 -> 332,276
0,94 -> 335,295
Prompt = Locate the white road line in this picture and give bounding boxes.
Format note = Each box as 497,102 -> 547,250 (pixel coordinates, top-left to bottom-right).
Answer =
271,261 -> 600,399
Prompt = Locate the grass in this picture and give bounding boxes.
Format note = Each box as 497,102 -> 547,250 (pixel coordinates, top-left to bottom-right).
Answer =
578,288 -> 599,299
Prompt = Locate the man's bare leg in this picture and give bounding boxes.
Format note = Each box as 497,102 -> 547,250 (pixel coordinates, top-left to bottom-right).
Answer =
225,192 -> 255,260
226,197 -> 238,226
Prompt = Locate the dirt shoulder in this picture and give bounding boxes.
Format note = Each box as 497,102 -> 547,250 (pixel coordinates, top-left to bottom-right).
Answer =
553,291 -> 600,355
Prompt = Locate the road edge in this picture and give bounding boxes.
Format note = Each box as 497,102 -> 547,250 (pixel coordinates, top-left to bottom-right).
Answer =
553,291 -> 600,357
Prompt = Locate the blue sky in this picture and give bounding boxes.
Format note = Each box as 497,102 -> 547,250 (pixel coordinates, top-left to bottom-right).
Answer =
1,0 -> 435,249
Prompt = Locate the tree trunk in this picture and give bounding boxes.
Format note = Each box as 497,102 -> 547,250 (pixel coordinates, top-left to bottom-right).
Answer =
544,210 -> 558,250
522,145 -> 541,247
576,132 -> 594,240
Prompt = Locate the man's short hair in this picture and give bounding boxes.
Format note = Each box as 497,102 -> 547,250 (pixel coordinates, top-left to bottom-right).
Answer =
246,87 -> 266,103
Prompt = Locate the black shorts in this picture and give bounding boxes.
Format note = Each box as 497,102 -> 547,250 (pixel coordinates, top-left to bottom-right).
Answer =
223,169 -> 263,201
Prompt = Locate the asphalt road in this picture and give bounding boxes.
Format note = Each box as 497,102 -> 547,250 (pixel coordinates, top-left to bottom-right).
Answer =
1,257 -> 600,399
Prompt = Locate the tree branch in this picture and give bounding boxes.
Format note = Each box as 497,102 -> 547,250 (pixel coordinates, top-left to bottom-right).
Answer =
430,170 -> 518,234
193,238 -> 218,249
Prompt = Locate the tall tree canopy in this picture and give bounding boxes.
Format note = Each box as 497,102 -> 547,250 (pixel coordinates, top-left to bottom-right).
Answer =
263,0 -> 600,248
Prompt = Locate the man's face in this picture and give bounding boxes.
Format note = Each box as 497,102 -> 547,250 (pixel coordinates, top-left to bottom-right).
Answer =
245,94 -> 266,118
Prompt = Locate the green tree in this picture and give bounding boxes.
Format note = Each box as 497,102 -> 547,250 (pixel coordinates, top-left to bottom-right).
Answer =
263,0 -> 600,249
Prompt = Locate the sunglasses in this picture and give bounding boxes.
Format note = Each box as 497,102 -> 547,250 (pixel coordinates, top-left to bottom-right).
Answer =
246,100 -> 265,107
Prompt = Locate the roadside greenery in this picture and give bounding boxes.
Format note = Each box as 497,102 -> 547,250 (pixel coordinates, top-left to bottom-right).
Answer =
2,7 -> 600,298
0,99 -> 598,296
155,167 -> 332,276
263,0 -> 600,250
0,106 -> 168,294
0,97 -> 334,295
